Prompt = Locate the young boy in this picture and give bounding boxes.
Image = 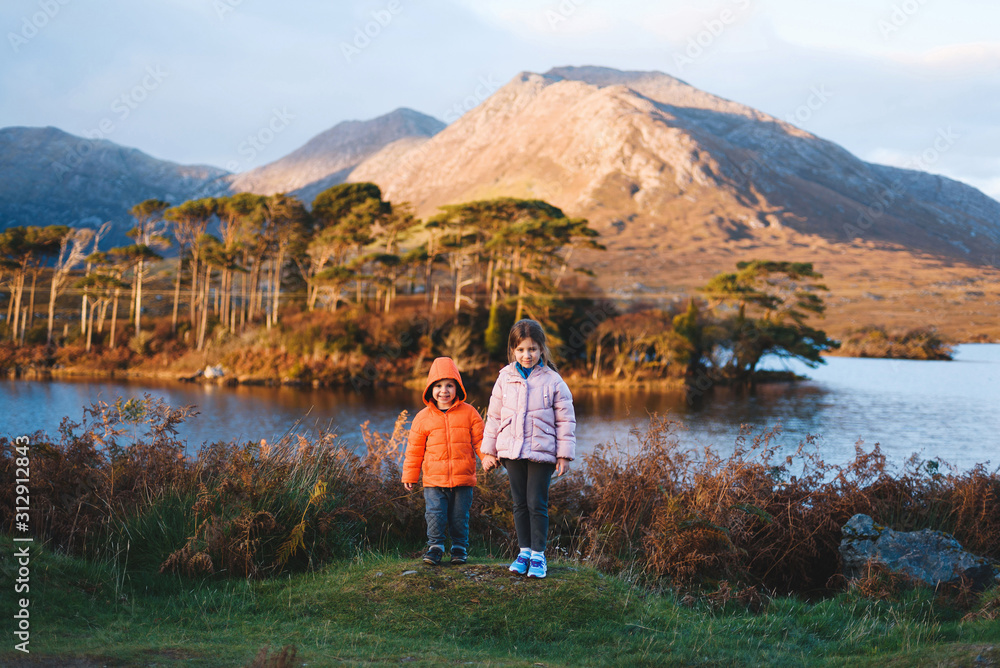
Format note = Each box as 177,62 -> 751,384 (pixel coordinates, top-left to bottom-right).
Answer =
402,357 -> 485,565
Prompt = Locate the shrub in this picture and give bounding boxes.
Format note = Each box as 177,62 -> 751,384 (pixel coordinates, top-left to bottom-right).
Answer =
2,400 -> 997,595
839,326 -> 954,360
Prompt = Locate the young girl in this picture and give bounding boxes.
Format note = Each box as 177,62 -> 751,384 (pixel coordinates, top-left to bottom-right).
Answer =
480,319 -> 576,579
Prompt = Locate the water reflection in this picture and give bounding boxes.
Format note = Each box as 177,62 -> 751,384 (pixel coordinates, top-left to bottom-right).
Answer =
2,345 -> 997,471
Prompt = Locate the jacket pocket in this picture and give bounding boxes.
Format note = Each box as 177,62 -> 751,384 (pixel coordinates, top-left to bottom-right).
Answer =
530,417 -> 556,453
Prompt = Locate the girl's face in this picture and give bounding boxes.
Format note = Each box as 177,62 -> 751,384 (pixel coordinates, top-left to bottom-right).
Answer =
513,338 -> 541,369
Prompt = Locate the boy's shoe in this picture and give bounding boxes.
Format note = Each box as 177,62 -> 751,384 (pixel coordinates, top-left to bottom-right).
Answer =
527,556 -> 547,579
508,553 -> 530,575
422,546 -> 444,566
450,547 -> 468,565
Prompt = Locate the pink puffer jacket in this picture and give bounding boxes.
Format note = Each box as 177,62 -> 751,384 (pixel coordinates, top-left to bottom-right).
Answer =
481,363 -> 576,464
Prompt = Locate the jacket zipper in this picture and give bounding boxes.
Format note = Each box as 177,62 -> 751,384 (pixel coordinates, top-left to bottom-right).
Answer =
444,410 -> 452,483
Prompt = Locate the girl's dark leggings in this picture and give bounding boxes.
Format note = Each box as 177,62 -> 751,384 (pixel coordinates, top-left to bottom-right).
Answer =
501,458 -> 555,553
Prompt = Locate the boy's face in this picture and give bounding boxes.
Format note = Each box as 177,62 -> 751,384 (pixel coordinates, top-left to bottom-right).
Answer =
431,379 -> 458,409
513,338 -> 541,369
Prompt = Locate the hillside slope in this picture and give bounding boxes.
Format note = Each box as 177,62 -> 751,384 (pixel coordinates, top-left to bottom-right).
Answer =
0,126 -> 228,245
227,107 -> 444,204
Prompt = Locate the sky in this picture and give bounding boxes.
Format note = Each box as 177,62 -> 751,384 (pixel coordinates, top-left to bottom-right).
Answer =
3,0 -> 999,199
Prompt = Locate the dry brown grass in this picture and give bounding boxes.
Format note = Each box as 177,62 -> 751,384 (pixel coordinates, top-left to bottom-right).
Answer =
2,404 -> 997,594
570,416 -> 1000,593
836,325 -> 954,359
246,645 -> 297,668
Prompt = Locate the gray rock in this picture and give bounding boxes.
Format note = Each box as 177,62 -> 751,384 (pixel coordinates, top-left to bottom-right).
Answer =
203,364 -> 225,379
840,514 -> 997,589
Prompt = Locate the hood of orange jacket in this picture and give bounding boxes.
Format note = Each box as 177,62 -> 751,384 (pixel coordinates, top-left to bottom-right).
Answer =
423,357 -> 468,408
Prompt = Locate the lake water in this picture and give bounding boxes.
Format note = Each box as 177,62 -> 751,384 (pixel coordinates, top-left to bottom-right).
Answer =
2,344 -> 998,471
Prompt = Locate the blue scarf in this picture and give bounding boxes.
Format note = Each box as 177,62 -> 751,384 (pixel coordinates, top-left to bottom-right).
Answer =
515,361 -> 535,379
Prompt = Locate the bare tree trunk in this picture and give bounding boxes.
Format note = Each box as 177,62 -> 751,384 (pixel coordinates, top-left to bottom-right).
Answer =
490,262 -> 501,311
171,256 -> 182,333
453,263 -> 462,321
47,281 -> 58,345
27,270 -> 38,330
110,289 -> 120,349
592,340 -> 603,380
197,264 -> 211,351
214,269 -> 222,316
189,256 -> 199,327
10,272 -> 23,342
19,305 -> 28,344
240,268 -> 247,331
307,281 -> 318,311
85,299 -> 95,352
515,274 -> 526,322
272,248 -> 285,327
98,298 -> 108,333
134,257 -> 144,333
6,279 -> 16,335
128,266 -> 136,322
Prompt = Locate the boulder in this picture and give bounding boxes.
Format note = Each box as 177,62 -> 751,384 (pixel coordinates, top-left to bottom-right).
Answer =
203,364 -> 226,379
840,514 -> 996,589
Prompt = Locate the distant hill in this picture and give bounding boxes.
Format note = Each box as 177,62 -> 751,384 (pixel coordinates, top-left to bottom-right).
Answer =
227,108 -> 445,205
348,66 -> 1000,267
0,126 -> 229,246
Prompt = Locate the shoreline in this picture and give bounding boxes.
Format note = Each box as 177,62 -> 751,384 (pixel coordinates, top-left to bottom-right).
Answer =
2,362 -> 805,394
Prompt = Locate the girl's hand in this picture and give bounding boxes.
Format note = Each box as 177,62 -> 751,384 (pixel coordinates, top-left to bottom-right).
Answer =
404,482 -> 415,491
481,454 -> 498,472
555,458 -> 571,477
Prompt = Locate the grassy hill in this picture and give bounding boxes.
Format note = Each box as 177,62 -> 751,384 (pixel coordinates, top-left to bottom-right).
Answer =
3,537 -> 999,667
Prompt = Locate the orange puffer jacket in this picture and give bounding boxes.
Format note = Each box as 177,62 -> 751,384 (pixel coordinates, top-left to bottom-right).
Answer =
402,357 -> 485,488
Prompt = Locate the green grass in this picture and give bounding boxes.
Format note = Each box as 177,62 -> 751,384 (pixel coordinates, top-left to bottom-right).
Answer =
2,536 -> 999,667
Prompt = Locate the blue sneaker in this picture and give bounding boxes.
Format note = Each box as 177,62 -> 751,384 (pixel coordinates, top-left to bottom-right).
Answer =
527,556 -> 547,579
422,546 -> 444,566
508,553 -> 530,575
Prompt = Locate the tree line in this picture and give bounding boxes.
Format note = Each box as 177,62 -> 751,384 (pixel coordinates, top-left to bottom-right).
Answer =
0,184 -> 601,352
2,185 -> 840,387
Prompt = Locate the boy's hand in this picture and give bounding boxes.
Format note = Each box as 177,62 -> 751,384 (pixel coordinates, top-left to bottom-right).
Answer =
404,482 -> 415,491
555,458 -> 571,477
481,454 -> 498,472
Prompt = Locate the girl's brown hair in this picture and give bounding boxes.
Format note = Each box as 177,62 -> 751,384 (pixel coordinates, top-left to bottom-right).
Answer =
507,319 -> 557,370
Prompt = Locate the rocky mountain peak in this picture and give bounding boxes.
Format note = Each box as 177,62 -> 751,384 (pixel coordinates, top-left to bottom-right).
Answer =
227,107 -> 444,203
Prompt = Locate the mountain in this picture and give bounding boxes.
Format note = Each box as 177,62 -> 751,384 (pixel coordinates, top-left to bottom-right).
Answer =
0,126 -> 228,245
227,108 -> 445,205
0,107 -> 444,245
349,66 -> 1000,270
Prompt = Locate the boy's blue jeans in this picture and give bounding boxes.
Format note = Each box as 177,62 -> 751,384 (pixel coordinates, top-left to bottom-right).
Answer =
423,486 -> 474,550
